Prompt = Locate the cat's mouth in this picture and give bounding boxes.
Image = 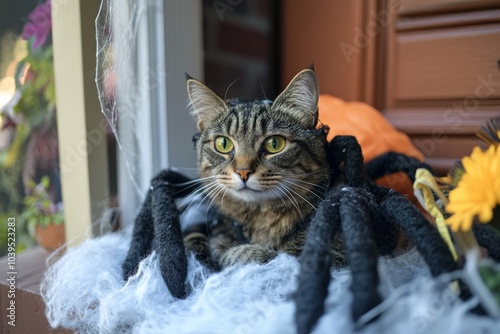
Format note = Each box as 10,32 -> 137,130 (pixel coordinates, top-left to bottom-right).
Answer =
235,185 -> 263,196
227,184 -> 280,202
240,184 -> 259,191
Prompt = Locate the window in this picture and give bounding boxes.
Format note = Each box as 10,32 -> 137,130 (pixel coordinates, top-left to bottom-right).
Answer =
1,0 -> 281,256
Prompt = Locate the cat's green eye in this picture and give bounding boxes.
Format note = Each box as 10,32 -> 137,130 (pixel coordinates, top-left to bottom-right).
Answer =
264,136 -> 286,154
215,136 -> 234,154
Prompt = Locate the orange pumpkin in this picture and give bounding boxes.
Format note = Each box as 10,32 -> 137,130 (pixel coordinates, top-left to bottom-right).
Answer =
317,94 -> 424,205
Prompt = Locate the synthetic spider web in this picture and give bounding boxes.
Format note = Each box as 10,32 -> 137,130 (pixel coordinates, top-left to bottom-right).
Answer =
95,0 -> 163,202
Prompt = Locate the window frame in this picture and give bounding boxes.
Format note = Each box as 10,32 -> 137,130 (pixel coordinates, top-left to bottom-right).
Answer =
116,0 -> 203,227
52,0 -> 109,244
54,0 -> 204,237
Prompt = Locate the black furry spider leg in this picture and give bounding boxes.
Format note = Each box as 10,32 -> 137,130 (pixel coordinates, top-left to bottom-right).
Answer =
151,180 -> 188,299
295,190 -> 340,334
122,190 -> 154,280
378,188 -> 458,277
473,224 -> 500,262
365,152 -> 433,183
122,169 -> 193,299
295,188 -> 382,334
328,136 -> 366,188
338,188 -> 381,323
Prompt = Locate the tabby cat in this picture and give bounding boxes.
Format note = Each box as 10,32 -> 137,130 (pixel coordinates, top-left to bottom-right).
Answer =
185,69 -> 343,268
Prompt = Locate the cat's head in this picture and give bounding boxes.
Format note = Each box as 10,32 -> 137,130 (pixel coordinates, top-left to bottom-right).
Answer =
187,69 -> 329,204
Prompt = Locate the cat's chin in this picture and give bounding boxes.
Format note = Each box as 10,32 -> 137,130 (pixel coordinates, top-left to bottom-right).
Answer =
227,187 -> 278,203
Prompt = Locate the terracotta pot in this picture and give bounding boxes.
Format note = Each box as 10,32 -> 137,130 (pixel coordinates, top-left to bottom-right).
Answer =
35,223 -> 65,251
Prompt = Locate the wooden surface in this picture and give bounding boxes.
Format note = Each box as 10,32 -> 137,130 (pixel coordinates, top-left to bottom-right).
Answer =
281,0 -> 374,103
396,8 -> 500,31
0,247 -> 71,334
52,0 -> 109,244
385,1 -> 500,107
384,106 -> 500,134
383,0 -> 500,173
281,0 -> 500,174
395,24 -> 500,101
399,0 -> 500,16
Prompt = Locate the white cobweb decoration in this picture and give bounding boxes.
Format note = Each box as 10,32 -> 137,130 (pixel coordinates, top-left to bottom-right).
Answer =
41,0 -> 500,333
42,231 -> 500,334
95,0 -> 158,198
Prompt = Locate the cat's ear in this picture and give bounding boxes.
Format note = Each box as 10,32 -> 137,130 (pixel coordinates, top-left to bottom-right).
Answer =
273,69 -> 319,129
187,78 -> 227,131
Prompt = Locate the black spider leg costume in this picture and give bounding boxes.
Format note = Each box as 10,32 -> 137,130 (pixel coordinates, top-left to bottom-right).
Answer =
294,136 -> 459,334
122,170 -> 193,299
472,224 -> 500,262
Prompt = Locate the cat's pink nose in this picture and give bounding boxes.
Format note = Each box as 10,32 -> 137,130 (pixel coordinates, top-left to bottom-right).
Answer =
236,169 -> 252,182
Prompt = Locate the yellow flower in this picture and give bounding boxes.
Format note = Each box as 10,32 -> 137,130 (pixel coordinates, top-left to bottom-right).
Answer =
445,145 -> 500,232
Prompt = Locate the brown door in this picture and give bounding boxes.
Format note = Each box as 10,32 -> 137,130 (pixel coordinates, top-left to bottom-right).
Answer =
282,0 -> 500,174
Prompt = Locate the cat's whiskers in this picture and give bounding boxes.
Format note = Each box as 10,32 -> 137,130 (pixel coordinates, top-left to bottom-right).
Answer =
281,184 -> 317,212
172,176 -> 218,195
290,167 -> 329,176
276,184 -> 304,222
181,181 -> 221,227
285,177 -> 328,191
260,82 -> 267,100
259,174 -> 284,191
174,175 -> 218,186
183,181 -> 220,223
224,76 -> 242,100
216,175 -> 233,187
185,180 -> 219,201
271,187 -> 289,210
220,187 -> 229,207
169,166 -> 201,172
198,182 -> 222,204
281,179 -> 325,201
188,183 -> 223,225
182,187 -> 219,225
206,185 -> 226,215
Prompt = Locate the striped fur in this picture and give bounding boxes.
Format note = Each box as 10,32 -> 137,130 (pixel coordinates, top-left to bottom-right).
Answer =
187,69 -> 336,267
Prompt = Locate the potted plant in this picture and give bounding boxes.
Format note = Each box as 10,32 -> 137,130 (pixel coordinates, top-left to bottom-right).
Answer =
22,176 -> 65,251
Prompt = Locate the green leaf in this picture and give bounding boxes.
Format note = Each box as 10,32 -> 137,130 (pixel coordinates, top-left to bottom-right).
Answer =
1,123 -> 30,168
41,176 -> 50,189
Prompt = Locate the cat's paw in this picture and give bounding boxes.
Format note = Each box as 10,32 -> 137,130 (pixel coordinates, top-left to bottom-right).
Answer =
220,244 -> 277,268
184,232 -> 219,270
184,232 -> 209,255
